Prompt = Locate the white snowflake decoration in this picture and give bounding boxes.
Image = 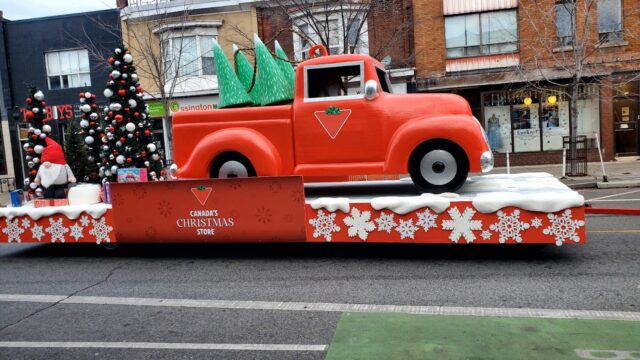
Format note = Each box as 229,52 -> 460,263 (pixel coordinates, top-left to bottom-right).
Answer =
343,208 -> 375,241
2,218 -> 25,243
530,217 -> 543,229
21,218 -> 31,229
375,211 -> 397,234
489,209 -> 531,244
69,223 -> 84,242
395,219 -> 419,240
309,210 -> 340,242
481,230 -> 492,240
543,209 -> 585,246
46,218 -> 69,243
79,216 -> 90,227
416,209 -> 438,232
89,218 -> 114,244
31,224 -> 44,241
441,207 -> 483,243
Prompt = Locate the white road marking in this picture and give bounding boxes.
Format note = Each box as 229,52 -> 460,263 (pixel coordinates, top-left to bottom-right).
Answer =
1,294 -> 640,321
0,341 -> 327,351
587,189 -> 640,201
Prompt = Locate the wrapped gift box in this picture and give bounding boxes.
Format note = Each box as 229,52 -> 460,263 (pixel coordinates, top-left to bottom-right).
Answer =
10,190 -> 24,207
34,199 -> 69,207
117,168 -> 148,183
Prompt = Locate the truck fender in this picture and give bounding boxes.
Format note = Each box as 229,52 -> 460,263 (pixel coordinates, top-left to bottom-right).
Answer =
384,115 -> 487,173
177,128 -> 282,178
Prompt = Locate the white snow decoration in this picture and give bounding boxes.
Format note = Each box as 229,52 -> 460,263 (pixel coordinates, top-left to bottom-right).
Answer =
309,209 -> 340,242
79,216 -> 90,227
69,223 -> 84,241
0,203 -> 111,221
375,211 -> 397,234
395,219 -> 419,240
21,218 -> 31,228
481,230 -> 492,240
543,209 -> 585,246
31,224 -> 44,241
309,197 -> 350,213
461,172 -> 567,194
530,217 -> 543,229
46,218 -> 69,243
81,104 -> 91,113
371,193 -> 450,215
489,209 -> 531,243
472,191 -> 584,214
416,209 -> 438,232
67,184 -> 102,206
89,218 -> 113,244
441,207 -> 483,243
2,218 -> 25,243
343,208 -> 375,241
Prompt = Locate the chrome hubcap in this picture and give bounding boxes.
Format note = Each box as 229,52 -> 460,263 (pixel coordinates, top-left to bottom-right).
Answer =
218,161 -> 248,178
419,150 -> 457,186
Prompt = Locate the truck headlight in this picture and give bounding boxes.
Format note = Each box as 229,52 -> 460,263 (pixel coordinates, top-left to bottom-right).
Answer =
480,151 -> 493,173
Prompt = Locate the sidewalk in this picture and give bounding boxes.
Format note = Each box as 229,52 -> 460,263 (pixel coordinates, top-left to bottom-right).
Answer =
493,157 -> 640,189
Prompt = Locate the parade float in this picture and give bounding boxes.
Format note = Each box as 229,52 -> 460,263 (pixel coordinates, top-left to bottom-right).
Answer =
0,38 -> 587,246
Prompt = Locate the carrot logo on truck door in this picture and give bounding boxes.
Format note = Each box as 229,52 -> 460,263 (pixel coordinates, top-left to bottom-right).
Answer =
314,106 -> 351,139
191,185 -> 213,206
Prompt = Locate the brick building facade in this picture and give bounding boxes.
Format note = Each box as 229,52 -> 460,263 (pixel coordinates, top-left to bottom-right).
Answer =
413,0 -> 640,167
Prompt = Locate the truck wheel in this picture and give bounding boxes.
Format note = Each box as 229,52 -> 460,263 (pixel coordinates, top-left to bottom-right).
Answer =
409,140 -> 469,193
210,152 -> 257,178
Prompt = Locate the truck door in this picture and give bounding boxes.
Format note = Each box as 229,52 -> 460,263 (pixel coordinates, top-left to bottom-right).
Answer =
292,61 -> 384,166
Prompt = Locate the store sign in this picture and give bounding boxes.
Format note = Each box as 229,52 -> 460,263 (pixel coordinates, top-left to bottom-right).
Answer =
110,177 -> 307,243
19,104 -> 76,121
168,96 -> 218,114
147,102 -> 166,117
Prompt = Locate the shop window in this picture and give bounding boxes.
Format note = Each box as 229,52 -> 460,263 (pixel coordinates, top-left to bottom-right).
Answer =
445,10 -> 518,59
542,101 -> 569,150
292,13 -> 369,61
555,2 -> 576,47
513,105 -> 541,152
162,35 -> 217,80
45,49 -> 91,90
597,0 -> 623,43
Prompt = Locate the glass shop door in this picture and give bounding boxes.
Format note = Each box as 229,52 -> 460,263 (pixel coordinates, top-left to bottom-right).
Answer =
613,97 -> 639,155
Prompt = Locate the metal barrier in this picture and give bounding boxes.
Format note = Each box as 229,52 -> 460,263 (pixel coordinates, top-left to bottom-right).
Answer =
563,135 -> 588,176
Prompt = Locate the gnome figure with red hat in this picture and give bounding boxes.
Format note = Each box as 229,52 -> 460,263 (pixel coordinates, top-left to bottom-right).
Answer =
34,138 -> 76,199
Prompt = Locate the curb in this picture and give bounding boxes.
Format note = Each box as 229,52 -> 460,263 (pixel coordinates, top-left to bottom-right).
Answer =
565,182 -> 597,190
597,180 -> 640,189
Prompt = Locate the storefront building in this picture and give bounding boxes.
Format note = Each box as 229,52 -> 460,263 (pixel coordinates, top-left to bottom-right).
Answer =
1,10 -> 121,185
413,0 -> 640,166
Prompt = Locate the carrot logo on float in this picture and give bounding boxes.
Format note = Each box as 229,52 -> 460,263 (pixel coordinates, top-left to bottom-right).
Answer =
191,185 -> 213,206
314,106 -> 352,139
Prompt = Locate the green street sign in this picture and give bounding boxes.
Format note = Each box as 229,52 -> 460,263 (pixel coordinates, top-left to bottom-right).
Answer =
147,101 -> 166,117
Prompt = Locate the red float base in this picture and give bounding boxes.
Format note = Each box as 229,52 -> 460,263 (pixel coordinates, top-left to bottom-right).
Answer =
0,174 -> 587,246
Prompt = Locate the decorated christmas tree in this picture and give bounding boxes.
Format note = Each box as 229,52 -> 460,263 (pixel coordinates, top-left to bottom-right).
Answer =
274,40 -> 295,97
78,91 -> 102,183
22,87 -> 51,197
64,120 -> 89,182
100,46 -> 164,182
213,39 -> 252,109
252,34 -> 292,105
233,44 -> 259,105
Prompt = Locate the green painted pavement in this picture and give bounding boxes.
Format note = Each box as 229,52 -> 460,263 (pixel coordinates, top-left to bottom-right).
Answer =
325,313 -> 640,360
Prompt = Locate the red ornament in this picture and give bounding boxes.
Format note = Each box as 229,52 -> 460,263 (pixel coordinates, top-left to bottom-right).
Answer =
126,158 -> 132,164
108,57 -> 115,64
115,114 -> 123,123
135,86 -> 142,93
90,121 -> 95,126
25,111 -> 35,120
108,111 -> 114,117
31,134 -> 37,140
79,92 -> 84,97
41,101 -> 46,106
134,112 -> 140,118
135,131 -> 140,136
140,151 -> 146,157
160,170 -> 166,177
124,108 -> 130,113
91,94 -> 96,99
91,104 -> 97,109
120,137 -> 125,143
120,80 -> 126,85
118,89 -> 126,97
26,98 -> 32,104
30,170 -> 37,176
109,126 -> 115,132
27,148 -> 34,153
123,65 -> 128,70
144,129 -> 151,136
113,150 -> 118,155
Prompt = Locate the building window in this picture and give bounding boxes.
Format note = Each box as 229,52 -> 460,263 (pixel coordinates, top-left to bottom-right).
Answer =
162,35 -> 216,80
445,10 -> 518,59
45,49 -> 91,90
597,0 -> 623,43
555,2 -> 576,47
293,15 -> 368,61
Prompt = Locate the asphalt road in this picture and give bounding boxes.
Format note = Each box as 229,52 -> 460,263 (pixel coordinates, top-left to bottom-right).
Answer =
0,187 -> 638,359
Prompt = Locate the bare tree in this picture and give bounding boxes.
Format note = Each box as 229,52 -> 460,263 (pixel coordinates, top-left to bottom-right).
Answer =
517,0 -> 640,174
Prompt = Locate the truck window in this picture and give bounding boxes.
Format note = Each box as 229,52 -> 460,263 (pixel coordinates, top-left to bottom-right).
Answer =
306,64 -> 361,99
375,67 -> 392,93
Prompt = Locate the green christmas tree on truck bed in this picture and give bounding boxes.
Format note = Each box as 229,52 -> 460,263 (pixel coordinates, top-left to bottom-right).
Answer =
214,39 -> 253,109
274,40 -> 295,97
233,44 -> 260,105
100,46 -> 164,182
252,34 -> 292,106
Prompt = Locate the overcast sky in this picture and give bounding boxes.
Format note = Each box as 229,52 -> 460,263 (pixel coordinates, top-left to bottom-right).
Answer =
2,0 -> 116,21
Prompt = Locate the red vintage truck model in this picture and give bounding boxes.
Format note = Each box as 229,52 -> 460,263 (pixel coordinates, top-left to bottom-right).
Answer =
172,47 -> 493,193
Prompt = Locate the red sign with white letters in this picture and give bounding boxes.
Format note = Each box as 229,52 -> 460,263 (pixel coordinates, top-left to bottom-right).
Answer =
110,177 -> 307,242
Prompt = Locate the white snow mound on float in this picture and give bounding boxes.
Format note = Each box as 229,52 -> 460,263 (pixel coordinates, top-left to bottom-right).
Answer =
0,203 -> 111,220
310,197 -> 350,213
472,191 -> 584,213
371,193 -> 451,214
